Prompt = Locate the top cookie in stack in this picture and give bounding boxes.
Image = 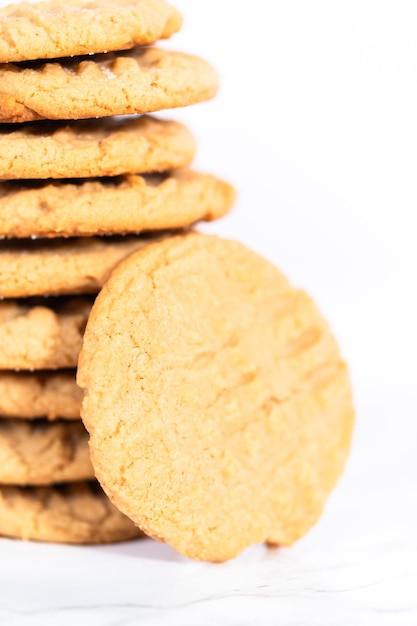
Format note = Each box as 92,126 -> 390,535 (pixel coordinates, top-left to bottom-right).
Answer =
0,0 -> 234,545
0,0 -> 183,63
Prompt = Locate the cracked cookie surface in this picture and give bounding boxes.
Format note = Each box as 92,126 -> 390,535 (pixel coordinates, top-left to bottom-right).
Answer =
0,47 -> 218,122
0,419 -> 93,485
78,233 -> 354,561
0,371 -> 82,420
0,482 -> 143,543
0,0 -> 182,63
0,116 -> 195,180
0,297 -> 91,370
0,170 -> 235,238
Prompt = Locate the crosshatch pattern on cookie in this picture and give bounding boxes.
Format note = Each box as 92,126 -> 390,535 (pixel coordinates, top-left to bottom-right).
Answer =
0,170 -> 235,238
78,234 -> 355,561
0,0 -> 182,62
0,116 -> 196,180
0,48 -> 218,122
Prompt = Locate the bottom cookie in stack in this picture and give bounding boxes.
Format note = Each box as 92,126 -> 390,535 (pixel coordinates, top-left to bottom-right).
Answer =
0,482 -> 142,544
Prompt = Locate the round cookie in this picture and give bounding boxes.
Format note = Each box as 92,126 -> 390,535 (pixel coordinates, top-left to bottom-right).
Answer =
0,371 -> 82,420
0,298 -> 92,370
0,170 -> 235,239
0,0 -> 182,63
0,482 -> 143,544
78,233 -> 354,562
0,419 -> 93,485
0,116 -> 195,180
0,235 -> 164,298
0,47 -> 218,123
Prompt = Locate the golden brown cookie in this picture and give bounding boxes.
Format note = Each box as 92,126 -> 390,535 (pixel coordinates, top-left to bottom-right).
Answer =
0,235 -> 164,298
0,371 -> 82,420
0,0 -> 182,63
0,47 -> 218,123
0,482 -> 143,543
0,419 -> 92,485
0,116 -> 195,180
78,233 -> 354,562
0,170 -> 235,238
0,297 -> 91,370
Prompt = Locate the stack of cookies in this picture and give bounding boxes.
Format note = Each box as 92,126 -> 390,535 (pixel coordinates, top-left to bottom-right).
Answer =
0,0 -> 234,544
0,0 -> 354,561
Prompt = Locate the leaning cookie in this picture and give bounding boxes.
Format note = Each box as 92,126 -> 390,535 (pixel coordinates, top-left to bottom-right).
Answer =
78,233 -> 354,562
0,419 -> 93,485
0,235 -> 167,298
0,482 -> 143,544
0,48 -> 218,123
0,171 -> 235,238
0,298 -> 91,370
0,371 -> 82,420
0,0 -> 182,63
0,116 -> 195,180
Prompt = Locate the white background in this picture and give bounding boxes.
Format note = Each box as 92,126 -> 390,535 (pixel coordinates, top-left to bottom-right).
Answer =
1,1 -> 416,624
169,0 -> 417,393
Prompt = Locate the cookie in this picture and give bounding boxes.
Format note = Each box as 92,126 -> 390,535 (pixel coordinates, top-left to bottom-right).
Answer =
0,371 -> 81,420
0,170 -> 235,239
0,297 -> 91,370
0,47 -> 218,123
0,0 -> 182,63
0,235 -> 167,298
0,482 -> 143,543
0,419 -> 92,485
0,116 -> 195,180
78,233 -> 354,562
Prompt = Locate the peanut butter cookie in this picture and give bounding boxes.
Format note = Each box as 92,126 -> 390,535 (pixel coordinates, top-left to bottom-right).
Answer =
0,371 -> 81,420
0,170 -> 235,238
0,419 -> 92,485
0,482 -> 143,543
78,233 -> 354,561
0,235 -> 164,298
0,116 -> 195,180
0,0 -> 181,63
0,48 -> 218,122
0,298 -> 91,370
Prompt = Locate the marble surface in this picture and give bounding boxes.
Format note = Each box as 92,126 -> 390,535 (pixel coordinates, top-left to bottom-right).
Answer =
1,384 -> 416,626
